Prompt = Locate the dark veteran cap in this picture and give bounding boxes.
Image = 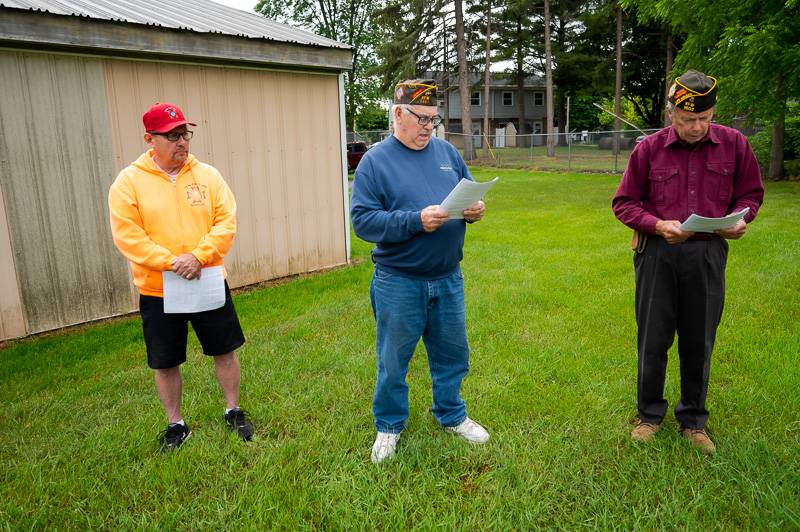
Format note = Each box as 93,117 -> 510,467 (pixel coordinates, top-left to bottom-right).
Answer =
394,79 -> 438,106
668,70 -> 717,112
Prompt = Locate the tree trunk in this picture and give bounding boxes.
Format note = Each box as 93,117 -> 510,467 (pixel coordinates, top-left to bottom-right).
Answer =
544,0 -> 555,157
482,1 -> 492,159
516,19 -> 526,144
613,5 -> 622,156
768,77 -> 786,180
442,16 -> 450,135
663,27 -> 673,127
556,15 -> 567,146
455,0 -> 473,160
346,70 -> 356,130
443,73 -> 450,134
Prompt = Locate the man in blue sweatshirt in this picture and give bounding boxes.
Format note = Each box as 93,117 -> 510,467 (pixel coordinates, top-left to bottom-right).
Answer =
350,79 -> 489,463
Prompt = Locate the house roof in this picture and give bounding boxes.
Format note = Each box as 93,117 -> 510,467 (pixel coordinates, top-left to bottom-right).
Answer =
0,0 -> 353,70
0,0 -> 349,49
427,71 -> 546,89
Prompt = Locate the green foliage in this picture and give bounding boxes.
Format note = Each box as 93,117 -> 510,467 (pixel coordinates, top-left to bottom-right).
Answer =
354,103 -> 389,131
748,129 -> 772,171
528,2 -> 674,129
2,171 -> 799,528
784,160 -> 800,180
491,0 -> 537,68
370,0 -> 453,92
619,17 -> 675,128
622,0 -> 800,125
748,104 -> 800,173
623,0 -> 799,177
567,94 -> 605,130
785,109 -> 800,160
597,96 -> 647,129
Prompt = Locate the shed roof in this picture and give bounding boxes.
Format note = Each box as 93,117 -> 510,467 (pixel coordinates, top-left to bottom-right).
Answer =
0,0 -> 348,49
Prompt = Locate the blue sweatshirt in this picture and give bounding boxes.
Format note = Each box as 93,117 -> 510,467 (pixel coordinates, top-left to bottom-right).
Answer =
350,135 -> 473,280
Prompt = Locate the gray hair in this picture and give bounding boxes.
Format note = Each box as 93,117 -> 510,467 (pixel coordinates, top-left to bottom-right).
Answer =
392,103 -> 410,115
389,104 -> 410,131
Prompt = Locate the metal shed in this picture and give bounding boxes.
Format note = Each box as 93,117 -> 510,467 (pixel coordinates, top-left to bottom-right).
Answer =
0,0 -> 353,340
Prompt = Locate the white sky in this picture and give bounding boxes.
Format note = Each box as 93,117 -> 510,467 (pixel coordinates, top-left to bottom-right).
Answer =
210,0 -> 258,13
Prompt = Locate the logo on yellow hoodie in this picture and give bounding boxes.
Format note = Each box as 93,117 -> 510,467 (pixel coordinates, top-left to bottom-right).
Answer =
185,183 -> 208,206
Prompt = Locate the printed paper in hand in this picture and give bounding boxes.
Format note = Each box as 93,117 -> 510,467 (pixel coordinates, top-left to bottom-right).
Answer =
162,266 -> 225,314
440,177 -> 499,219
680,207 -> 749,232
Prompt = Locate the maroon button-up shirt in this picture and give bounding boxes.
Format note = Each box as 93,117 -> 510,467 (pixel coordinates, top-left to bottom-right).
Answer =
612,124 -> 764,235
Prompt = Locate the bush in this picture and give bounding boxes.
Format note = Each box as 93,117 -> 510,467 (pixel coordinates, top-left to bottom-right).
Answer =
784,160 -> 800,180
784,112 -> 800,159
749,129 -> 771,169
355,103 -> 389,131
746,106 -> 800,176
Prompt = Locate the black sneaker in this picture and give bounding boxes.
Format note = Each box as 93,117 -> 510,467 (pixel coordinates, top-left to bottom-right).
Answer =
224,408 -> 254,441
159,422 -> 191,452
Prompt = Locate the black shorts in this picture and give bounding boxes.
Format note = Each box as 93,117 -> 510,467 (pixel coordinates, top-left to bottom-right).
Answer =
139,282 -> 245,369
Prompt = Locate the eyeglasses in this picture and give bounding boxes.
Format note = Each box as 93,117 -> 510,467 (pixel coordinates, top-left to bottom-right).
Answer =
150,130 -> 194,142
404,108 -> 443,127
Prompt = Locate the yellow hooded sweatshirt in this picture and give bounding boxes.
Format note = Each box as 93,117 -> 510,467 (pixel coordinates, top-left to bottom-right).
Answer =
108,150 -> 237,297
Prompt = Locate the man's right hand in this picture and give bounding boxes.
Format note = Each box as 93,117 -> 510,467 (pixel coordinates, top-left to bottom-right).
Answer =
172,253 -> 202,279
421,205 -> 449,232
656,220 -> 693,244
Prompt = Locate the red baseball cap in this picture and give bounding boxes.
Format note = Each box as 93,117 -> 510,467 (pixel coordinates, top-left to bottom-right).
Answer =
142,102 -> 196,133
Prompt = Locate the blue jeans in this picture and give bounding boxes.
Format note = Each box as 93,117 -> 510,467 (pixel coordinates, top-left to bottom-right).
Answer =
369,267 -> 470,433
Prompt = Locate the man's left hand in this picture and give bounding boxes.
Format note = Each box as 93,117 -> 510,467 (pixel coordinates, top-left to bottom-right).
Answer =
716,219 -> 747,240
463,200 -> 485,223
172,253 -> 202,280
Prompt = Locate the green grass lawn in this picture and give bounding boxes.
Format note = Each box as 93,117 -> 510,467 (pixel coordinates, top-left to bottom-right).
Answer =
2,170 -> 798,528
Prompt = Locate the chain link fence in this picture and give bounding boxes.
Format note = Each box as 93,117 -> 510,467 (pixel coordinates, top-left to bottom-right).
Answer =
346,130 -> 391,144
445,129 -> 663,173
347,128 -> 665,173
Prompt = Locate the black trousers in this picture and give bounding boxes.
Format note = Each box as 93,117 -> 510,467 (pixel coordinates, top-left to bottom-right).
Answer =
634,235 -> 728,428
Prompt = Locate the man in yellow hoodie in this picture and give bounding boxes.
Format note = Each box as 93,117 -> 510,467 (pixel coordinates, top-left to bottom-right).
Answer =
109,102 -> 253,451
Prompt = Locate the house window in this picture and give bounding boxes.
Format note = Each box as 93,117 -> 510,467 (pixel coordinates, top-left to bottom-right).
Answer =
502,91 -> 514,106
534,91 -> 544,106
437,98 -> 445,108
470,92 -> 481,106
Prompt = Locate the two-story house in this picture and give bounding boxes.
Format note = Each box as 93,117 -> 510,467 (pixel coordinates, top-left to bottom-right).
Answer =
427,71 -> 559,147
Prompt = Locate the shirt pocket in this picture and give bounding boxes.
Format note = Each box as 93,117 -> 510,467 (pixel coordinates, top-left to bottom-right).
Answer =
647,167 -> 679,206
705,161 -> 734,203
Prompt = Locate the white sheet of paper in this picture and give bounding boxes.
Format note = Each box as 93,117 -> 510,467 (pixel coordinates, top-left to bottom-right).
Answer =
440,177 -> 499,219
680,207 -> 749,232
162,266 -> 225,314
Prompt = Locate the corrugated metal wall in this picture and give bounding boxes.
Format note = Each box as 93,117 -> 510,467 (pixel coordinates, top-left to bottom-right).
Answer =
0,50 -> 348,340
0,51 -> 135,336
0,182 -> 25,339
104,59 -> 347,289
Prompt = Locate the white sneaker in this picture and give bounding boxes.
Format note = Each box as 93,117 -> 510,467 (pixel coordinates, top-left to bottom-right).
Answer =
371,431 -> 401,463
444,417 -> 490,444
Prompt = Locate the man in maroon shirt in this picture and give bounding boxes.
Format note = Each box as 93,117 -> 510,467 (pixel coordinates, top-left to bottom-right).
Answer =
612,70 -> 764,454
